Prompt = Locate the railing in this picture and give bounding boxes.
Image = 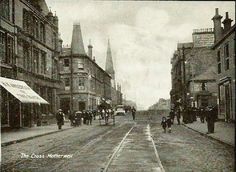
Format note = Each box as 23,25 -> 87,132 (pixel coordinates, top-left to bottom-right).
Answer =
193,28 -> 214,33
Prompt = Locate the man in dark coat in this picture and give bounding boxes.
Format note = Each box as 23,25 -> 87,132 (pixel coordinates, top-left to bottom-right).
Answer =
131,107 -> 136,120
176,107 -> 181,125
169,109 -> 175,124
206,106 -> 217,134
166,116 -> 172,133
56,109 -> 64,130
199,107 -> 205,123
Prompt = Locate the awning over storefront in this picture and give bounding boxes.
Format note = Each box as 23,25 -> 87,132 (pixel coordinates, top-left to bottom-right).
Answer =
0,77 -> 49,104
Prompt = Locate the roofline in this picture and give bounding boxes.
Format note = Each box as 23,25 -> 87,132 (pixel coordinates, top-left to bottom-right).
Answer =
59,53 -> 111,79
212,24 -> 236,49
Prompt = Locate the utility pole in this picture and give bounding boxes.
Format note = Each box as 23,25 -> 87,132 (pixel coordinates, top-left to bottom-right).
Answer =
70,53 -> 73,113
182,45 -> 187,123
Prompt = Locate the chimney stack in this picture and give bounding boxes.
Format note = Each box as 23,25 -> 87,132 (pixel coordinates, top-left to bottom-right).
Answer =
222,12 -> 233,33
212,8 -> 223,42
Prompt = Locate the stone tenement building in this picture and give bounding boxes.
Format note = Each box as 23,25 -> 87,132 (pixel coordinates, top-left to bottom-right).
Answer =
170,28 -> 217,110
0,0 -> 63,128
58,24 -> 122,113
212,9 -> 235,122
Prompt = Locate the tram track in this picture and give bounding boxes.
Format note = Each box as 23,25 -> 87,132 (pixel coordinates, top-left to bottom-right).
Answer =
102,123 -> 165,172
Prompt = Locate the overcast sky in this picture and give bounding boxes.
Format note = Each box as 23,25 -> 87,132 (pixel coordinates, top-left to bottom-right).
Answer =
46,0 -> 235,110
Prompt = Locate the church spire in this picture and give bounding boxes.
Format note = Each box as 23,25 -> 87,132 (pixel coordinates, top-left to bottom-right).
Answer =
105,39 -> 115,79
71,23 -> 86,55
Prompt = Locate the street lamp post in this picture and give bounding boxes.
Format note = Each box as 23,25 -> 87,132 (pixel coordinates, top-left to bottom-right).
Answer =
182,45 -> 188,123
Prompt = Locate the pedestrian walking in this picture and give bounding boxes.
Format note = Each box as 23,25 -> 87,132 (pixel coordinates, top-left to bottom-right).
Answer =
206,106 -> 217,134
169,109 -> 175,124
56,109 -> 64,130
161,116 -> 167,133
88,111 -> 93,125
166,116 -> 172,133
199,107 -> 205,123
176,107 -> 181,125
131,107 -> 136,120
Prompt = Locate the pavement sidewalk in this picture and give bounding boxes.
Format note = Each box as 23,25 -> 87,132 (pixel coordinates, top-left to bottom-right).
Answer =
182,118 -> 235,147
1,121 -> 73,146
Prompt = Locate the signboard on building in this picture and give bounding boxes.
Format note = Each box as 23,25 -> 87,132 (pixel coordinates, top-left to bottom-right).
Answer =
0,77 -> 49,104
192,28 -> 214,47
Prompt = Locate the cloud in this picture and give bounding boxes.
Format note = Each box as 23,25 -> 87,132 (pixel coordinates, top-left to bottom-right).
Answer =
45,0 -> 235,109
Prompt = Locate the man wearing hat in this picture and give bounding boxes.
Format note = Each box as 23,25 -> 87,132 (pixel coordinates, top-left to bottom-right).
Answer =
56,109 -> 64,130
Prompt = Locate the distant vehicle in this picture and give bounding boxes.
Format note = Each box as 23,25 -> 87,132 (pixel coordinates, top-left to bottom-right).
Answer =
115,105 -> 126,116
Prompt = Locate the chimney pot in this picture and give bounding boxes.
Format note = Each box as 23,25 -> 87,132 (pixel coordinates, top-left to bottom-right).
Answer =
226,12 -> 229,19
215,8 -> 219,15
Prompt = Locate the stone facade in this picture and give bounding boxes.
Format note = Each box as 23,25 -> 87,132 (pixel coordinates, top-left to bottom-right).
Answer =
170,31 -> 217,110
58,24 -> 113,114
0,0 -> 62,128
212,9 -> 235,122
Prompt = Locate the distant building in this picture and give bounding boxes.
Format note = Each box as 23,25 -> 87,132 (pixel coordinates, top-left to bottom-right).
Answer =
58,24 -> 112,113
148,98 -> 170,110
0,0 -> 62,128
212,9 -> 235,122
170,28 -> 217,110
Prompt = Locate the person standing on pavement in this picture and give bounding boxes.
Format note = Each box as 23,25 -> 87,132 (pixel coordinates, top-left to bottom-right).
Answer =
131,107 -> 136,120
169,109 -> 175,124
176,107 -> 181,125
199,107 -> 205,123
56,109 -> 64,130
166,116 -> 172,133
206,106 -> 217,134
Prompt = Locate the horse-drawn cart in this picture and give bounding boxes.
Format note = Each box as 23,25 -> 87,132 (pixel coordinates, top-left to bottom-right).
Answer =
97,99 -> 115,126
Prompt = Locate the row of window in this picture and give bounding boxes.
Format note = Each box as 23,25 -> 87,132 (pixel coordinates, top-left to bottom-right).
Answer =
64,77 -> 104,94
217,43 -> 230,74
0,31 -> 14,64
22,42 -> 47,74
23,9 -> 46,43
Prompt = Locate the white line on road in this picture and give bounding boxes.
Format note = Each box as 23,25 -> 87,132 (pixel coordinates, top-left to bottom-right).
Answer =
102,125 -> 135,172
148,124 -> 165,172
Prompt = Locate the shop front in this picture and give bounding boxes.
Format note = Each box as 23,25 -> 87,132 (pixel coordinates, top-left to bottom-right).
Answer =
0,77 -> 49,128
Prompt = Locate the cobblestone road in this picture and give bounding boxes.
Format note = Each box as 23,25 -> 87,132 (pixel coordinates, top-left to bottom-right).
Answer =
1,113 -> 234,172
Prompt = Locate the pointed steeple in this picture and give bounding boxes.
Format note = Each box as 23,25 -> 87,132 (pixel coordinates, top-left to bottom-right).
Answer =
105,39 -> 115,79
71,23 -> 86,55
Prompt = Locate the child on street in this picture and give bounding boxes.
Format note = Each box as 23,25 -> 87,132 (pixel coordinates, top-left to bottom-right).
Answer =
161,117 -> 167,133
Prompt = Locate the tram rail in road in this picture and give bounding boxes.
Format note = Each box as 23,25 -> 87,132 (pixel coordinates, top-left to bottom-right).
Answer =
102,123 -> 165,172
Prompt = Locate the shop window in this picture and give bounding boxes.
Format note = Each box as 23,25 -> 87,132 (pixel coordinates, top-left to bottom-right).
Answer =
0,0 -> 10,20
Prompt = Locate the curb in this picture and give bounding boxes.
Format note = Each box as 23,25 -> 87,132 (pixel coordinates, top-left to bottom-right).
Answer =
182,124 -> 234,148
1,127 -> 74,147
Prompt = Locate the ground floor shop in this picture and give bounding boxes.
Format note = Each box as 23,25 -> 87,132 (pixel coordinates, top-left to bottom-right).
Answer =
218,77 -> 235,122
0,76 -> 61,128
59,93 -> 111,115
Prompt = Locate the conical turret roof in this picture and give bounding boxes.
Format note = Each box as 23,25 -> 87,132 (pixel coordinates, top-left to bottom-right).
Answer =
105,39 -> 115,77
71,23 -> 86,55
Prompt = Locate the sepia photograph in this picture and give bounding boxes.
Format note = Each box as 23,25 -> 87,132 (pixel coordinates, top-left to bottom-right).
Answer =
0,0 -> 235,171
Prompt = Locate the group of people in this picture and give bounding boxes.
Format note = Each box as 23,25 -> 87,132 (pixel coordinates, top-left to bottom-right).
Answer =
161,105 -> 218,134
